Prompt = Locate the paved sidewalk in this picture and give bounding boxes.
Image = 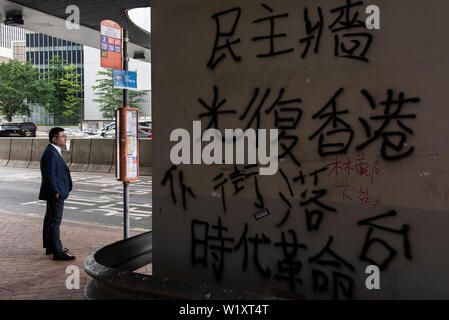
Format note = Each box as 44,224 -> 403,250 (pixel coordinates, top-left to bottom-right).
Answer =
0,211 -> 151,300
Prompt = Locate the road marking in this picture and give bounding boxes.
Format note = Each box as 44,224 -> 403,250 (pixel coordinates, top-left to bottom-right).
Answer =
69,196 -> 112,203
130,203 -> 153,208
130,208 -> 153,214
76,189 -> 105,194
64,200 -> 96,206
104,212 -> 150,217
21,200 -> 44,205
86,208 -> 151,218
3,168 -> 152,226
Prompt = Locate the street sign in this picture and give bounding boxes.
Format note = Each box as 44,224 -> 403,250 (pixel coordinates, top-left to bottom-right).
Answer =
100,20 -> 122,70
116,106 -> 139,182
113,70 -> 137,90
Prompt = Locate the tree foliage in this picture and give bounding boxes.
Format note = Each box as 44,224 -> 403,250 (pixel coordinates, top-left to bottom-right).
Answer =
60,64 -> 83,119
45,55 -> 65,121
0,60 -> 54,122
45,56 -> 83,124
92,69 -> 146,119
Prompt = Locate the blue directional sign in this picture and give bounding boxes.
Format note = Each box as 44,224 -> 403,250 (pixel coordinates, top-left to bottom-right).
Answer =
113,70 -> 137,90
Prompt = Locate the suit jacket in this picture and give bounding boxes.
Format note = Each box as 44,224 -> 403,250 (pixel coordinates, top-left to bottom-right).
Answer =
39,144 -> 73,201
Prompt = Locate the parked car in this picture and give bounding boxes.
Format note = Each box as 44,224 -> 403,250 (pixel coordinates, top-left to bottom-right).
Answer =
100,123 -> 116,138
2,122 -> 37,137
63,128 -> 90,138
82,127 -> 92,134
82,127 -> 100,135
139,121 -> 152,128
100,123 -> 152,139
17,122 -> 37,137
139,125 -> 152,135
0,124 -> 25,137
138,128 -> 152,139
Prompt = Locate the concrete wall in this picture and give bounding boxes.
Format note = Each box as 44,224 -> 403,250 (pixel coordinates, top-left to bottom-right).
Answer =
87,139 -> 114,173
0,139 -> 10,166
29,139 -> 48,169
139,139 -> 152,176
70,139 -> 91,172
152,0 -> 449,299
7,139 -> 32,168
0,138 -> 152,176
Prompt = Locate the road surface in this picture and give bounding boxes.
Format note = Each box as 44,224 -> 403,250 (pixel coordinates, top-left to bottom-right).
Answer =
0,167 -> 152,232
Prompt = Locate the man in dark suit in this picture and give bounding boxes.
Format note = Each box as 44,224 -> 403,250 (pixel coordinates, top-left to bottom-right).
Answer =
40,127 -> 76,260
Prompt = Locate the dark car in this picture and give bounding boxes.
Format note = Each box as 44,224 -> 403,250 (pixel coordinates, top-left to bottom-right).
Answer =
6,122 -> 37,137
0,124 -> 25,137
139,121 -> 152,128
17,122 -> 37,137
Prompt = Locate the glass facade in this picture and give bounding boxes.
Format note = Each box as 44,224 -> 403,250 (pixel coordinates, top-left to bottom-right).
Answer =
25,33 -> 84,125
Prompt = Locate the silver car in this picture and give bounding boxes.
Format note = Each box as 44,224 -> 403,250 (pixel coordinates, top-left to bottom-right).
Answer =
63,128 -> 90,138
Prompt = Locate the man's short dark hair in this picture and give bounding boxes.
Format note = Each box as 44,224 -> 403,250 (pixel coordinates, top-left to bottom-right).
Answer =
49,127 -> 65,143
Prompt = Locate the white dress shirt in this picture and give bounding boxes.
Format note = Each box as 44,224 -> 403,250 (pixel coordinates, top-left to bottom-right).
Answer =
50,143 -> 62,156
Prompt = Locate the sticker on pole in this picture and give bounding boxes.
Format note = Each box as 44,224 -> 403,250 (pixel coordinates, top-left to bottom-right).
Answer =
100,20 -> 122,70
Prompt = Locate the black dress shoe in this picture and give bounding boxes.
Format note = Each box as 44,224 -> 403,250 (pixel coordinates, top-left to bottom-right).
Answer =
46,248 -> 68,255
53,252 -> 76,261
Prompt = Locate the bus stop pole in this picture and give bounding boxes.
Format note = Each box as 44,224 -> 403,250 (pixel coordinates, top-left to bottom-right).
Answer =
124,181 -> 130,239
123,28 -> 129,239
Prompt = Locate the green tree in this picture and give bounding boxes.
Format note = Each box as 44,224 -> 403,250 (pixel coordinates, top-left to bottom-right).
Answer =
92,69 -> 146,119
45,55 -> 65,122
60,64 -> 83,120
45,56 -> 83,124
0,59 -> 54,122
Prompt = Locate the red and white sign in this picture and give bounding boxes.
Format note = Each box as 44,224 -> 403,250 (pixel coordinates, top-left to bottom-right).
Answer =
100,20 -> 122,70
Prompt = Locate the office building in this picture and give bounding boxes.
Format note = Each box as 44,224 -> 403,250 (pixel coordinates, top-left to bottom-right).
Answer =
25,32 -> 84,125
0,23 -> 26,63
